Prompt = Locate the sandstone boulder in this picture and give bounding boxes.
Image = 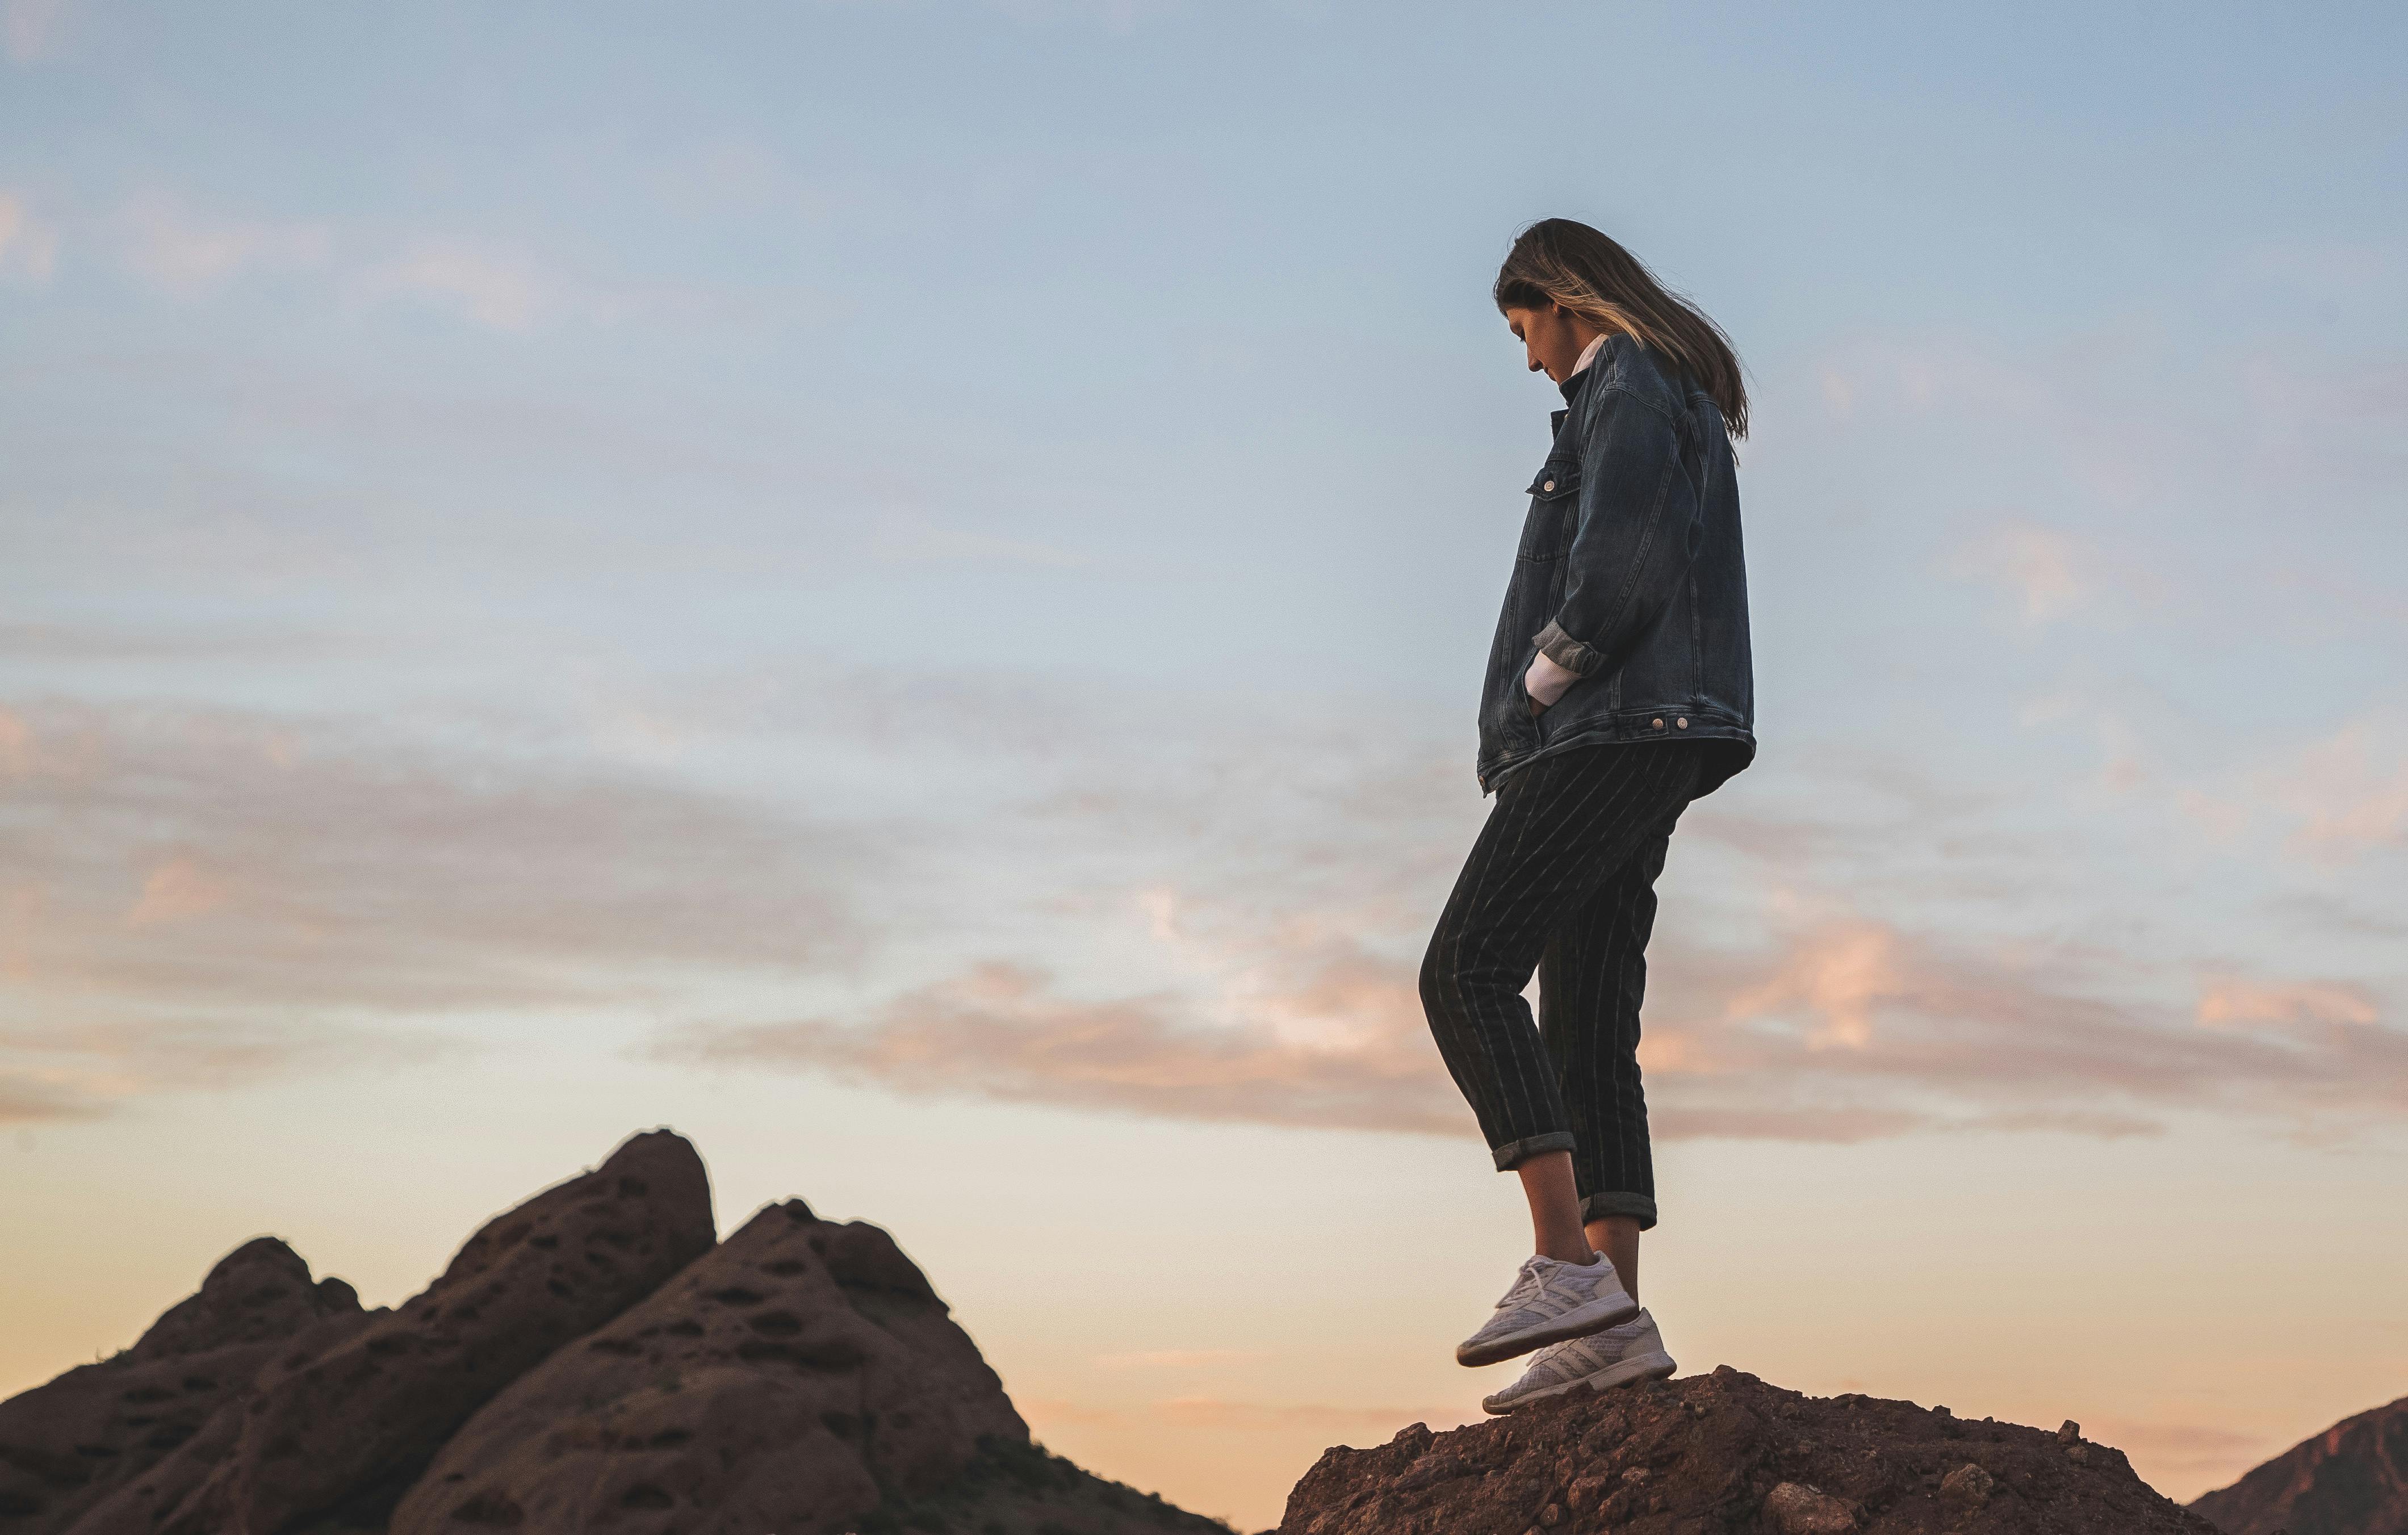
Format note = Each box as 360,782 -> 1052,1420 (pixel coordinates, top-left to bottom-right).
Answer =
0,1239 -> 362,1534
4,1127 -> 1228,1535
132,1129 -> 715,1535
1277,1366 -> 2222,1535
390,1197 -> 1027,1535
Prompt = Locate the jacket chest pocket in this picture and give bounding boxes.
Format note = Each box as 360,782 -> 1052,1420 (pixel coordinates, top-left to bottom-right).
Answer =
1518,456 -> 1580,561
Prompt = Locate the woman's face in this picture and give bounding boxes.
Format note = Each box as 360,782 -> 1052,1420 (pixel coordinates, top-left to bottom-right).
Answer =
1504,303 -> 1592,384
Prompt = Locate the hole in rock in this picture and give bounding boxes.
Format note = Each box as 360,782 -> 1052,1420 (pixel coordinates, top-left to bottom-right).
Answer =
747,1313 -> 803,1337
706,1287 -> 764,1307
449,1491 -> 525,1526
736,1339 -> 863,1372
620,1484 -> 675,1510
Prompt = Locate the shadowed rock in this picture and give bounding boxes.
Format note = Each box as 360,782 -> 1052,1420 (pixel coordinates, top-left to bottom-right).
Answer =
2188,1393 -> 2408,1535
1277,1366 -> 2223,1535
117,1130 -> 716,1535
0,1239 -> 362,1534
3,1127 -> 1225,1535
389,1198 -> 1027,1535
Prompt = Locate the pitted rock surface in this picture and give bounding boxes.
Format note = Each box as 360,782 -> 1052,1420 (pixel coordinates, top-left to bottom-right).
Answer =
1276,1366 -> 2223,1535
389,1198 -> 1027,1535
130,1129 -> 717,1535
2,1127 -> 1227,1535
0,1240 -> 362,1534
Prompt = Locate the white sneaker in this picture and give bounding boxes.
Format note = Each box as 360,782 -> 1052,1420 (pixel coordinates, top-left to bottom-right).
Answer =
1480,1307 -> 1677,1413
1455,1251 -> 1639,1367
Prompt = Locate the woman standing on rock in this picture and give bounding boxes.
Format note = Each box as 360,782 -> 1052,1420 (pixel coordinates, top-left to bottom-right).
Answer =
1422,218 -> 1754,1414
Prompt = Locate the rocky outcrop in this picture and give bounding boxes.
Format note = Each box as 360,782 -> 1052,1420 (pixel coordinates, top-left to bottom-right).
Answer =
0,1128 -> 1225,1535
1278,1366 -> 2222,1535
2189,1393 -> 2408,1535
389,1197 -> 1028,1534
0,1239 -> 363,1532
85,1128 -> 720,1535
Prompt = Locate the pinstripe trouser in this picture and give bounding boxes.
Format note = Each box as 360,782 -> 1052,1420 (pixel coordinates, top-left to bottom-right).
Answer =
1420,740 -> 1705,1232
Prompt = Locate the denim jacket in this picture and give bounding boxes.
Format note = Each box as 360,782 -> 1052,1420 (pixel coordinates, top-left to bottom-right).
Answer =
1475,333 -> 1756,796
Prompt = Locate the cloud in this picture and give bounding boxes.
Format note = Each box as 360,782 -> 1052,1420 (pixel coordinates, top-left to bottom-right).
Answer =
0,1017 -> 451,1125
2262,718 -> 2408,858
350,237 -> 694,333
1723,921 -> 1903,1050
1951,520 -> 2091,627
2198,976 -> 2378,1030
2,0 -> 69,62
124,853 -> 234,928
118,192 -> 331,295
0,696 -> 876,1118
0,190 -> 60,281
663,953 -> 1463,1136
353,238 -> 564,332
660,900 -> 2408,1146
0,620 -> 355,664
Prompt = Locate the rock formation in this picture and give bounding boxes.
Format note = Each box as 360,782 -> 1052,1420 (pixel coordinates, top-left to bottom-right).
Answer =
1277,1366 -> 2222,1535
0,1129 -> 1227,1535
0,1238 -> 365,1531
388,1198 -> 1029,1533
2188,1393 -> 2408,1535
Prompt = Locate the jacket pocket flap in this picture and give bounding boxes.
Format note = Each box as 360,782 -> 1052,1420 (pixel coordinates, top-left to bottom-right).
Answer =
1526,459 -> 1581,500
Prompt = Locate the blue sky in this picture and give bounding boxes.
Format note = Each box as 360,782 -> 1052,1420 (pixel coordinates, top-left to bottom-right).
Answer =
4,2 -> 2406,1525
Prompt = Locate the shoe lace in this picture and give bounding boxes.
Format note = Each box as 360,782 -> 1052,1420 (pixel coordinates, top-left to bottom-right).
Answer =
1492,1255 -> 1549,1310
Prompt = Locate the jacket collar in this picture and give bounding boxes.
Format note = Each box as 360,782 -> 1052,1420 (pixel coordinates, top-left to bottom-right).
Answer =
1550,341 -> 1604,437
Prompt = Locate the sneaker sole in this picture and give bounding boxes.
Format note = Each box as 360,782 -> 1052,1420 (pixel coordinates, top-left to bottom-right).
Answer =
1481,1349 -> 1677,1414
1455,1291 -> 1641,1368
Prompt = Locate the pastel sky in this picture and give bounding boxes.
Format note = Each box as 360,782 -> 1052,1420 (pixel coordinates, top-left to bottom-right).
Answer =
4,2 -> 2405,1527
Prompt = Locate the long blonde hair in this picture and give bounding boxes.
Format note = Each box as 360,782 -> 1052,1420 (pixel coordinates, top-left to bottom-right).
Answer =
1494,219 -> 1748,439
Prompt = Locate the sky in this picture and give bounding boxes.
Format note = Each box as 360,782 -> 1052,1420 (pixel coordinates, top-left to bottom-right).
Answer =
3,1 -> 2405,1527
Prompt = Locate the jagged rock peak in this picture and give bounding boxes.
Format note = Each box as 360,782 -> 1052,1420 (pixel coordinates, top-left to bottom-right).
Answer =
127,1237 -> 360,1362
2,1127 -> 1225,1535
0,1238 -> 364,1534
390,1197 -> 1026,1532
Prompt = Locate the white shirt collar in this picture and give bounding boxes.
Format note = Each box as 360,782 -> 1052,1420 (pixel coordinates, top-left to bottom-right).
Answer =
1569,332 -> 1609,379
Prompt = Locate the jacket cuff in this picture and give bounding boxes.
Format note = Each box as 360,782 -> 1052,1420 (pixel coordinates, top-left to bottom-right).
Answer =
1532,619 -> 1602,677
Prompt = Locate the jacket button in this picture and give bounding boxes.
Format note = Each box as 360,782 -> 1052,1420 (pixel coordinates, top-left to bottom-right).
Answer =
1541,480 -> 1556,492
1677,716 -> 1689,728
1652,718 -> 1664,729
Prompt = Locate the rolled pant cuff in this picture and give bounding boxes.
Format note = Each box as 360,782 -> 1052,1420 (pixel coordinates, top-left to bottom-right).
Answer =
1490,1131 -> 1577,1172
1581,1191 -> 1659,1231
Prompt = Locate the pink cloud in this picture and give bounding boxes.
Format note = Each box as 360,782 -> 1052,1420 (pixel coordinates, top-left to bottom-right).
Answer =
661,915 -> 2408,1147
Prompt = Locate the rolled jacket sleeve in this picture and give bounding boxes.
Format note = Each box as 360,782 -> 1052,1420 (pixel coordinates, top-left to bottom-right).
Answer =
1533,384 -> 1693,679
